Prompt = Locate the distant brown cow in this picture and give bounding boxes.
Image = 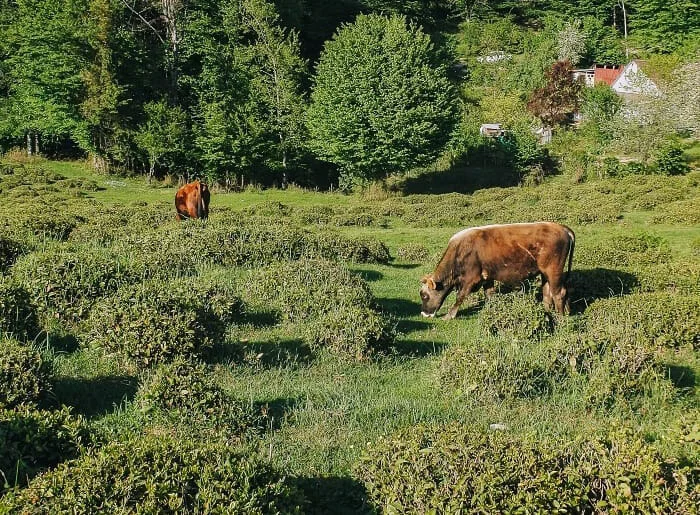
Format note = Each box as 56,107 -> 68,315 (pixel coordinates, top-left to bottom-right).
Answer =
175,180 -> 210,220
420,222 -> 575,319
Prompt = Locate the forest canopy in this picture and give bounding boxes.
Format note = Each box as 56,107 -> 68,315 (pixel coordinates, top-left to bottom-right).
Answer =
0,0 -> 698,188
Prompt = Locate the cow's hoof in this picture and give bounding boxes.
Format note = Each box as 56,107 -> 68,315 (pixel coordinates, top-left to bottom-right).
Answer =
442,313 -> 455,321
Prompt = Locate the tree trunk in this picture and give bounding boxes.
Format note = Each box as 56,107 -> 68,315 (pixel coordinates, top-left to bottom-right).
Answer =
34,133 -> 40,156
618,0 -> 628,58
162,0 -> 180,103
26,132 -> 32,156
148,162 -> 155,183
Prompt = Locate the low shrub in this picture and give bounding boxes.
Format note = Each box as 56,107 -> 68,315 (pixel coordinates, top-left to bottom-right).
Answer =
692,238 -> 700,257
0,338 -> 51,409
11,244 -> 142,324
395,243 -> 430,262
136,358 -> 257,433
1,435 -> 306,513
0,405 -> 88,493
437,332 -> 581,400
84,277 -> 242,369
0,280 -> 38,339
575,232 -> 670,268
634,259 -> 700,295
356,425 -> 698,513
651,198 -> 700,225
0,234 -> 26,272
585,293 -> 700,350
655,141 -> 690,176
303,306 -> 393,361
250,259 -> 394,360
478,291 -> 553,341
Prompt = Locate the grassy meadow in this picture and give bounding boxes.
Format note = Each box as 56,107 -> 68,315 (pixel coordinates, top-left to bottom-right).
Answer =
1,157 -> 698,513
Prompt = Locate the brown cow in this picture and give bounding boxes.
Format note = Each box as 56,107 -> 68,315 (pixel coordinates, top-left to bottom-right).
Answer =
175,180 -> 210,220
420,222 -> 575,319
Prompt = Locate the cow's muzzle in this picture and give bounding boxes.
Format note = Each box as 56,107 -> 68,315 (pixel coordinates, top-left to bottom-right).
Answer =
421,311 -> 436,318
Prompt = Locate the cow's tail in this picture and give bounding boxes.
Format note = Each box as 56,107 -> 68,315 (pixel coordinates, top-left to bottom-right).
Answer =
565,227 -> 575,284
196,181 -> 205,219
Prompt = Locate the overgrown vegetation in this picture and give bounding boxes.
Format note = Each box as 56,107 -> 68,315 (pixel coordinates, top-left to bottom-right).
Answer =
0,0 -> 698,511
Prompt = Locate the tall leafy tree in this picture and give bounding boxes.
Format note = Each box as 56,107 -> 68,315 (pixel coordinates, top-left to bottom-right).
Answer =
236,0 -> 307,186
1,0 -> 90,153
527,60 -> 582,127
307,13 -> 457,188
628,0 -> 700,53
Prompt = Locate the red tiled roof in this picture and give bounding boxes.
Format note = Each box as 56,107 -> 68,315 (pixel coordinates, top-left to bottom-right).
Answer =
594,65 -> 624,86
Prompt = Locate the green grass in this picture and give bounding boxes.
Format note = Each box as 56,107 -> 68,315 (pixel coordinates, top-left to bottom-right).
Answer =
2,158 -> 699,512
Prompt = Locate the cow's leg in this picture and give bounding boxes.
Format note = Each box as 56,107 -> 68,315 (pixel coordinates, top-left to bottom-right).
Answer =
483,280 -> 496,298
546,273 -> 569,314
443,281 -> 479,320
542,281 -> 554,311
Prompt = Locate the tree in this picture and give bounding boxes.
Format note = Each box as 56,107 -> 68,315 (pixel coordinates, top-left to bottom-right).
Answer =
527,60 -> 582,128
557,20 -> 586,66
134,100 -> 187,179
581,83 -> 621,127
0,0 -> 90,154
235,0 -> 307,187
307,14 -> 457,188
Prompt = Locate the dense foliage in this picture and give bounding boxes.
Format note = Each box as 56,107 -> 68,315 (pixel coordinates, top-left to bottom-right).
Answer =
1,0 -> 695,187
357,424 -> 698,513
1,435 -> 306,513
307,14 -> 457,188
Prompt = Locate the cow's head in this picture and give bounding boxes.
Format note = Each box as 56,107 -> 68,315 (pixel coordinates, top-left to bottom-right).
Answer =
420,274 -> 450,317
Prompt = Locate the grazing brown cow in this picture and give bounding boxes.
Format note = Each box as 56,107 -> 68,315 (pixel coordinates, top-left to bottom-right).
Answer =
175,180 -> 210,220
420,222 -> 575,319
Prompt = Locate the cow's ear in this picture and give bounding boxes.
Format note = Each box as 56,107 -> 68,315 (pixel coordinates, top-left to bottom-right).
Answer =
421,275 -> 437,290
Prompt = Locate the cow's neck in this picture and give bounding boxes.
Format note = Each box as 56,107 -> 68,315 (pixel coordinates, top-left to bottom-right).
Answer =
433,253 -> 458,291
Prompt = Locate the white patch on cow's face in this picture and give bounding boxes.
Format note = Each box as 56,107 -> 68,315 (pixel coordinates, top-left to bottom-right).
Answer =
421,311 -> 435,318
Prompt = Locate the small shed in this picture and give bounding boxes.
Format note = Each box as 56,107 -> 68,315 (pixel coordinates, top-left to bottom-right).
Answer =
480,123 -> 506,138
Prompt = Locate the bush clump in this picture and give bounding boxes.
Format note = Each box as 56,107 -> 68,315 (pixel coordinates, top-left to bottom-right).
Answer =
356,424 -> 698,513
136,358 -> 257,433
478,291 -> 553,341
0,406 -> 88,493
0,435 -> 306,513
0,280 -> 38,339
0,338 -> 51,409
0,234 -> 26,272
395,243 -> 430,262
84,277 -> 242,369
575,232 -> 670,268
585,293 -> 700,350
437,333 -> 580,400
250,259 -> 395,360
11,244 -> 142,324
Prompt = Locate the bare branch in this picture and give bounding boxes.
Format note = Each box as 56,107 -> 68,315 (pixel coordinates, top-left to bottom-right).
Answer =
120,0 -> 165,44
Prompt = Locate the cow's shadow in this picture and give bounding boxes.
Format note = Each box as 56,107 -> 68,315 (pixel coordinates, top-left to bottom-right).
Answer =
567,268 -> 639,314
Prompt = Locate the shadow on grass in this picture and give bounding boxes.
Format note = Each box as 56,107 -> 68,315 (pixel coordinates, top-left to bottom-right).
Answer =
352,269 -> 383,282
239,339 -> 314,369
396,162 -> 520,195
568,268 -> 639,314
254,397 -> 299,430
386,262 -> 421,270
389,339 -> 447,358
378,297 -> 419,318
666,364 -> 697,392
296,476 -> 373,515
238,310 -> 280,328
53,375 -> 138,417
